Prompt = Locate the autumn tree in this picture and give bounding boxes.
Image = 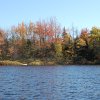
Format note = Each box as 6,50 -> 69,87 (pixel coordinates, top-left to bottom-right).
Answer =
0,29 -> 5,59
62,27 -> 74,63
90,27 -> 100,63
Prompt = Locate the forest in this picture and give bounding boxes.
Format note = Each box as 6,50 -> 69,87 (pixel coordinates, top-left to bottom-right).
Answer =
0,18 -> 100,65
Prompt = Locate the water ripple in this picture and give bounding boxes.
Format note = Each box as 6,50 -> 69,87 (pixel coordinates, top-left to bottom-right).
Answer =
0,66 -> 100,100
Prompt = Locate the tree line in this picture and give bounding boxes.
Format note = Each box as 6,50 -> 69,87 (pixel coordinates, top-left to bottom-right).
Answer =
0,18 -> 100,64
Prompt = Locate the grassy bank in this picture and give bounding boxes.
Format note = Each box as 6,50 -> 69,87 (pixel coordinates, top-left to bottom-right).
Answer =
28,60 -> 56,66
0,59 -> 99,66
0,59 -> 57,66
0,60 -> 23,66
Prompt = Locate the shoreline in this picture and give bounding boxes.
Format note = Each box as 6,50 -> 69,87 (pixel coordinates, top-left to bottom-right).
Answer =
0,60 -> 99,66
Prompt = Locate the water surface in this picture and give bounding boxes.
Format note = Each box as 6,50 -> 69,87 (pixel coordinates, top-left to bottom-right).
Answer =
0,65 -> 100,100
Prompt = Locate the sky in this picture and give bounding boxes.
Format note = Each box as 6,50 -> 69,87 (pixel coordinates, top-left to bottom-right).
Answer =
0,0 -> 100,30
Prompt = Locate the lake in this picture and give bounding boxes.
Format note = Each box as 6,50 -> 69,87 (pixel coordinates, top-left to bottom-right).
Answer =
0,65 -> 100,100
